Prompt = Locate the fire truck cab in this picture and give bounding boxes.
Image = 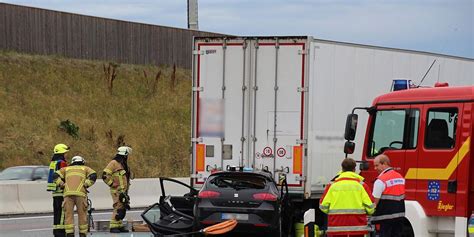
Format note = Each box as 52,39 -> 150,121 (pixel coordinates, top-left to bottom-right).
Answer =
345,83 -> 474,236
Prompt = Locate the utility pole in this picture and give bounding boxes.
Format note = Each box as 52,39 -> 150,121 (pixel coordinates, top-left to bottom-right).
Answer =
187,0 -> 199,30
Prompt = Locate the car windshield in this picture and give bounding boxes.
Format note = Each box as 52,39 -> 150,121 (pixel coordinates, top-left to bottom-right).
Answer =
209,175 -> 266,190
0,167 -> 34,180
33,167 -> 49,180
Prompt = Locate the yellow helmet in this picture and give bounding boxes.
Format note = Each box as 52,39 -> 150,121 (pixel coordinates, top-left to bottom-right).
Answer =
54,144 -> 70,154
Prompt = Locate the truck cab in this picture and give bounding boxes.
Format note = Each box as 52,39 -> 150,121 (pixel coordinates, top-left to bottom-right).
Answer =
346,84 -> 474,236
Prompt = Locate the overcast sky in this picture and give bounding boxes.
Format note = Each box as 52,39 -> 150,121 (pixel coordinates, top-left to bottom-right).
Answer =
2,0 -> 473,58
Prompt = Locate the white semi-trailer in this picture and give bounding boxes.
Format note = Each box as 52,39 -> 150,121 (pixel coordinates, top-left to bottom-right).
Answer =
189,36 -> 474,233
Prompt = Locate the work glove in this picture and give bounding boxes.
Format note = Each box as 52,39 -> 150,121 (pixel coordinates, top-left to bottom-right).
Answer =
119,192 -> 130,203
119,192 -> 131,210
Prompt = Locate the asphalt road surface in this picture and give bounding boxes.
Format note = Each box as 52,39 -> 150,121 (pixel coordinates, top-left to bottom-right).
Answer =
0,210 -> 154,237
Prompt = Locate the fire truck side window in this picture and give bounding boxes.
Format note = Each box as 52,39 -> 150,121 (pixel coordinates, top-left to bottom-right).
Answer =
425,108 -> 457,149
369,110 -> 406,157
368,109 -> 420,157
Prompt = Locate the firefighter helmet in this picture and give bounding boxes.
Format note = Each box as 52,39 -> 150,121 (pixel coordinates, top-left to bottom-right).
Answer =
117,146 -> 132,156
71,156 -> 85,164
54,144 -> 70,154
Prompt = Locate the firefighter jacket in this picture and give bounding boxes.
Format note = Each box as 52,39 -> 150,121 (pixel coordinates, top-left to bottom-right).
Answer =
371,168 -> 405,223
54,165 -> 97,197
47,158 -> 67,197
103,160 -> 129,193
319,171 -> 375,235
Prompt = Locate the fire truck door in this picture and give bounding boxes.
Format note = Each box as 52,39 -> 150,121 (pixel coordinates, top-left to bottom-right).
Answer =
412,103 -> 463,216
404,106 -> 421,200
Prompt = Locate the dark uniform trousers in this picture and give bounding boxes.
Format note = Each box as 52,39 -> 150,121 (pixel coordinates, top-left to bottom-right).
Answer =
53,196 -> 65,237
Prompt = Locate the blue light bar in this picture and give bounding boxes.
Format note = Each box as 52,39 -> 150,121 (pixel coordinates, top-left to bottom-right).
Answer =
391,79 -> 412,91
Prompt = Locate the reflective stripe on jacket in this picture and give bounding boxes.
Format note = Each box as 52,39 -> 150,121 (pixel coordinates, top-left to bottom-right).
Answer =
371,168 -> 405,223
103,160 -> 128,193
319,171 -> 375,235
47,160 -> 67,196
55,165 -> 96,197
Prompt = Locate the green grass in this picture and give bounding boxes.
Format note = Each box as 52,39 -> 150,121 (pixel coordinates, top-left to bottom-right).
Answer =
0,51 -> 191,177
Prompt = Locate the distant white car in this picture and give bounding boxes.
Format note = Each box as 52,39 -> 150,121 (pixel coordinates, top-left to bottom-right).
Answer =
0,165 -> 49,181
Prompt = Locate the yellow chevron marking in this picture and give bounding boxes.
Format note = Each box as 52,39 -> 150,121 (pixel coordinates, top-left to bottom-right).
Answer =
405,137 -> 470,180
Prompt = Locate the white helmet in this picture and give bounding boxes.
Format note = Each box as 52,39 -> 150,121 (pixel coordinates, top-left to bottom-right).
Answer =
71,155 -> 85,164
117,146 -> 132,156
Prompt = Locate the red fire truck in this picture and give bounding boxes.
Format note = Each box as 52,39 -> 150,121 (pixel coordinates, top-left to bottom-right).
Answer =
344,83 -> 474,236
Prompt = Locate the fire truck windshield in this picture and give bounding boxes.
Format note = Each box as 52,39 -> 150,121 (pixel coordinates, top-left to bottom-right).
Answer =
368,109 -> 420,157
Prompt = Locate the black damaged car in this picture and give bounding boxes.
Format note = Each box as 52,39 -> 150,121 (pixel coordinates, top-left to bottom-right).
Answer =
141,170 -> 289,236
194,171 -> 283,236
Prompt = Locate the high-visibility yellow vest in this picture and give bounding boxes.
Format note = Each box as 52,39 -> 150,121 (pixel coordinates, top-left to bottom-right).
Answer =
469,212 -> 474,236
47,160 -> 67,197
319,171 -> 374,235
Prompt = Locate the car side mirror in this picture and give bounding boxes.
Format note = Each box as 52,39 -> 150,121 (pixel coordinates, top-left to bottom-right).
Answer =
344,141 -> 355,154
344,114 -> 358,141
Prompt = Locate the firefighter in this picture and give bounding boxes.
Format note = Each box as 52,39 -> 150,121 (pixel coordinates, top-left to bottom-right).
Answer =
102,146 -> 133,233
319,158 -> 375,237
371,154 -> 406,237
54,155 -> 97,237
47,143 -> 69,237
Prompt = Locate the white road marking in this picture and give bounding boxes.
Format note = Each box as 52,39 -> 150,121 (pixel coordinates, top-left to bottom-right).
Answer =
22,227 -> 52,232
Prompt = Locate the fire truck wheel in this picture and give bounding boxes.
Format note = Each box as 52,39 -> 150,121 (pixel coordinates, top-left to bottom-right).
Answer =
400,217 -> 414,237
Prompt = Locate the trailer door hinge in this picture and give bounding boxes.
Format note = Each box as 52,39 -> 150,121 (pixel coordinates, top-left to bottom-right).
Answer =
296,139 -> 307,145
297,87 -> 308,92
192,87 -> 203,92
298,49 -> 309,55
193,50 -> 205,55
191,137 -> 203,143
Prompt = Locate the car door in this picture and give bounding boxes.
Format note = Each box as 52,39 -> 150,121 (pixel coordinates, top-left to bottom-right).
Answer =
159,177 -> 198,217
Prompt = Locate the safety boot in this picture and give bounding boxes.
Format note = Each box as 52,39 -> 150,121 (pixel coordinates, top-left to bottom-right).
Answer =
66,234 -> 74,237
118,226 -> 129,232
79,233 -> 87,237
53,229 -> 66,237
110,227 -> 120,233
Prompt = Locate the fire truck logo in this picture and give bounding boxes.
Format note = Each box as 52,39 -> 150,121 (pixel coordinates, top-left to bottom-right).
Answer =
427,180 -> 440,201
437,201 -> 454,212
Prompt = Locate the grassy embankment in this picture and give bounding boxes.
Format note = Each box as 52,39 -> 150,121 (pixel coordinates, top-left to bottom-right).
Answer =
0,51 -> 191,177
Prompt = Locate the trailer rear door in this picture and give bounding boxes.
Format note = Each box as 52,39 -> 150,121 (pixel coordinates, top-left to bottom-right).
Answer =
251,39 -> 307,186
191,37 -> 308,187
